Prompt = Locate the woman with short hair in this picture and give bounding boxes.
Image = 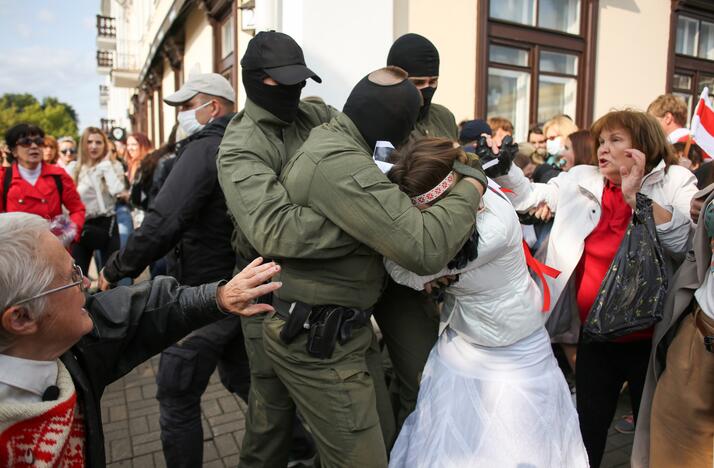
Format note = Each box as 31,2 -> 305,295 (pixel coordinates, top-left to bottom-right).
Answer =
495,109 -> 698,467
70,127 -> 126,273
0,211 -> 281,467
0,123 -> 85,243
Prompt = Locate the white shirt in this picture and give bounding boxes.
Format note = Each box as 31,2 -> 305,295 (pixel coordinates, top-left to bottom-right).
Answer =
75,158 -> 126,218
0,354 -> 58,404
668,127 -> 690,144
17,164 -> 42,186
694,270 -> 714,320
385,186 -> 545,347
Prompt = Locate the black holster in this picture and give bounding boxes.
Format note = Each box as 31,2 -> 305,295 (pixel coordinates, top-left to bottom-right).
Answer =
275,298 -> 371,359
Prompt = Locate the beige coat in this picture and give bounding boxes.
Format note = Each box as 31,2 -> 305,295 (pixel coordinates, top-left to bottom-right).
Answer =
631,183 -> 714,468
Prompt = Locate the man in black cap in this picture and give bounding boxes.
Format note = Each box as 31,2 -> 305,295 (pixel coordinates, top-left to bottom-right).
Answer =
260,66 -> 486,467
217,31 -> 394,467
387,33 -> 459,140
377,32 -> 464,430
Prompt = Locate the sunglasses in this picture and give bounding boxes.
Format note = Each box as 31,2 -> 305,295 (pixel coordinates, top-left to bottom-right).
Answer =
16,136 -> 45,147
60,148 -> 77,155
13,265 -> 86,306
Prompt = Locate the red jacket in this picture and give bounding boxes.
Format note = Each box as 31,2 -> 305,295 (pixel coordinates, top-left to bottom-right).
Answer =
0,163 -> 85,240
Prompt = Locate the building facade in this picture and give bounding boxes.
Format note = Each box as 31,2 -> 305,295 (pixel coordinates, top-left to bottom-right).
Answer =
97,0 -> 714,145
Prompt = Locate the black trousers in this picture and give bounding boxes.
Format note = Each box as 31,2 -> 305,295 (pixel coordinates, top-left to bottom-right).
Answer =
156,316 -> 250,468
575,336 -> 651,468
71,215 -> 120,274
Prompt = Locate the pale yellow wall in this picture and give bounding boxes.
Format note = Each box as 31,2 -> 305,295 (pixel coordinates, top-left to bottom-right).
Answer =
183,7 -> 214,79
399,0 -> 478,123
162,58 -> 176,141
593,0 -> 671,119
236,10 -> 254,111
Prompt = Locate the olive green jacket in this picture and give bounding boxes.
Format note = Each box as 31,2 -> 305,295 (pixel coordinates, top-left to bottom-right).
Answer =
277,112 -> 481,309
412,102 -> 459,140
217,98 -> 359,260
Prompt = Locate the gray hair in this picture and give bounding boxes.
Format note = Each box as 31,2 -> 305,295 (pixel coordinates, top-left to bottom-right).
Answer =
0,213 -> 56,352
57,136 -> 76,146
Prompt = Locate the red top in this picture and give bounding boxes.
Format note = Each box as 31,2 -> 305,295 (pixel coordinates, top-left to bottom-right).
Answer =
576,182 -> 653,341
0,163 -> 85,241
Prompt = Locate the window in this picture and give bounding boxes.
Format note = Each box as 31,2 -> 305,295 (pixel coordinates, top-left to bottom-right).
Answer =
213,6 -> 236,92
221,15 -> 234,59
478,0 -> 596,140
676,16 -> 714,60
669,3 -> 714,125
489,0 -> 581,35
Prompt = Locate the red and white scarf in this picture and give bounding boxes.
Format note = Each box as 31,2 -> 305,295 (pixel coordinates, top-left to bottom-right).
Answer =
0,362 -> 85,467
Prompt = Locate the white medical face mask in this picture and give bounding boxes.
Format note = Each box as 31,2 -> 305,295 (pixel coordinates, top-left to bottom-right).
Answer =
546,136 -> 563,156
177,100 -> 212,136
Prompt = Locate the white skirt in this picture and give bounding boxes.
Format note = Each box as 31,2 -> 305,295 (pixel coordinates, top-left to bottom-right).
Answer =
389,327 -> 589,468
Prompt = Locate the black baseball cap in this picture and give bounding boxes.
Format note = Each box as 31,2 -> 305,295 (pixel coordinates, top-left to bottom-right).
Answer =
241,31 -> 322,85
459,119 -> 492,143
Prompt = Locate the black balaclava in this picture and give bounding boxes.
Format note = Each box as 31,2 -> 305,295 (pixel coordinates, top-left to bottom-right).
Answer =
387,33 -> 440,120
343,71 -> 422,151
242,68 -> 304,123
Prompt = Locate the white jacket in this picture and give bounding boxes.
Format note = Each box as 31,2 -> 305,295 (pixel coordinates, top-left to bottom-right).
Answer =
75,158 -> 126,219
496,161 -> 698,313
385,187 -> 545,347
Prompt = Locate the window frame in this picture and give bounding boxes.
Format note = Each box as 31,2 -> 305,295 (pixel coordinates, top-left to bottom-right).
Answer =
476,0 -> 598,134
667,1 -> 714,122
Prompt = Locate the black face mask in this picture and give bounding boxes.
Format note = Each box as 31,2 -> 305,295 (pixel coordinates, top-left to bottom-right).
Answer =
387,34 -> 440,121
343,74 -> 421,152
242,69 -> 304,123
418,86 -> 436,120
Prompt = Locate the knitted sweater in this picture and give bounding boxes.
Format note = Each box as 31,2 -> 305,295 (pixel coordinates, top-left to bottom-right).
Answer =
0,361 -> 85,467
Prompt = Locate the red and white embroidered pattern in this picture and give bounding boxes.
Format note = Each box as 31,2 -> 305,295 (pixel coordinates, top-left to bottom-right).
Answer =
0,392 -> 85,468
410,171 -> 456,206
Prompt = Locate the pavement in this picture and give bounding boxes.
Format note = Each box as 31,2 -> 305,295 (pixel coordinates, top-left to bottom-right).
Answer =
101,354 -> 635,468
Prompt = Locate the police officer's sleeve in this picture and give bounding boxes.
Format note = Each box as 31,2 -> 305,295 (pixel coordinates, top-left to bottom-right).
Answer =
309,156 -> 481,276
216,148 -> 359,260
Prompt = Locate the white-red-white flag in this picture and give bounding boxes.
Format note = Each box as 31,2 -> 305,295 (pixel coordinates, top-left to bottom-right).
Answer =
691,87 -> 714,158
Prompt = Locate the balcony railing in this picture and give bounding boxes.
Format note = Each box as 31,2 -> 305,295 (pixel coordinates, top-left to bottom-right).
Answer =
97,51 -> 113,74
99,85 -> 109,107
100,118 -> 116,134
97,15 -> 116,38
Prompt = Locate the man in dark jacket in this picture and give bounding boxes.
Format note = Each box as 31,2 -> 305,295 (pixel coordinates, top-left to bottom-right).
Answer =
100,73 -> 248,467
0,212 -> 281,467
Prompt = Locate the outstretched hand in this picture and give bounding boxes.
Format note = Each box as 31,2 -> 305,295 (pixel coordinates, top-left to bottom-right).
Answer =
620,149 -> 646,209
216,257 -> 282,316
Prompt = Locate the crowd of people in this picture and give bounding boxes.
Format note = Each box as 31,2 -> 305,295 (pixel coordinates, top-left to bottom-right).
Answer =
1,29 -> 713,468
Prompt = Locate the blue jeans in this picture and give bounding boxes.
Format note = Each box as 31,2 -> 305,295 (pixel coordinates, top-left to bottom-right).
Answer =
113,202 -> 134,286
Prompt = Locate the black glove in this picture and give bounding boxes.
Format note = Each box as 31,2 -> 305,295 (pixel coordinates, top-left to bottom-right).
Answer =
475,135 -> 518,178
448,229 -> 479,270
517,211 -> 548,225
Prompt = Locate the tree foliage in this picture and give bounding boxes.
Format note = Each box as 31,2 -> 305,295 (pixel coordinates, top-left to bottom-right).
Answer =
0,93 -> 79,140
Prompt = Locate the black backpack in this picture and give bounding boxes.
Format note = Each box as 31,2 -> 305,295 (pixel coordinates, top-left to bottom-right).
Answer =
2,165 -> 63,211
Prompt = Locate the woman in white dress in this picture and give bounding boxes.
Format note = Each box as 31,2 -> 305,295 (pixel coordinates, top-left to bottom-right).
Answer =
385,137 -> 589,468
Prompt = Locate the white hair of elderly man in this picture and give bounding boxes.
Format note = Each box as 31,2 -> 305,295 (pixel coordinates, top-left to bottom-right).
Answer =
0,212 -> 56,352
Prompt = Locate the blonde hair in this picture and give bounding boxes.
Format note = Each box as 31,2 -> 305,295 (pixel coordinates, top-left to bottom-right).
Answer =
647,94 -> 689,127
73,127 -> 109,181
543,115 -> 578,139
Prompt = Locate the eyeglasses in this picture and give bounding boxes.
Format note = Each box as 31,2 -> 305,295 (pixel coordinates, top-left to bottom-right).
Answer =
60,148 -> 77,155
13,265 -> 86,306
16,137 -> 45,147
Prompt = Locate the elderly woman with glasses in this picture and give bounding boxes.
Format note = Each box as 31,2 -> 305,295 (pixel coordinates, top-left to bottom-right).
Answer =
0,124 -> 85,244
0,212 -> 282,467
